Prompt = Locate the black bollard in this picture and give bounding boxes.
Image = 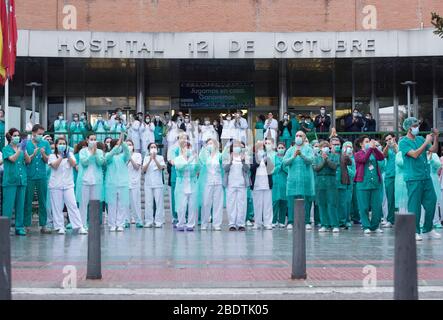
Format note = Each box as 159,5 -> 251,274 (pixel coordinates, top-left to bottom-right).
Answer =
86,200 -> 102,280
0,217 -> 12,300
394,213 -> 418,300
292,198 -> 307,280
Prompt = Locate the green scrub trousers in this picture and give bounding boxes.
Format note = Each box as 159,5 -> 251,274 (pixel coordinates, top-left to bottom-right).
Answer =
317,176 -> 338,228
24,179 -> 48,227
384,176 -> 396,224
304,196 -> 320,225
406,179 -> 436,234
3,186 -> 26,231
337,186 -> 353,226
356,185 -> 382,231
272,200 -> 287,224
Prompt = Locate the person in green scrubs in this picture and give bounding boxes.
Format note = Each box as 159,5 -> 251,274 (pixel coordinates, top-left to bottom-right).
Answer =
24,124 -> 52,233
398,117 -> 441,241
313,139 -> 340,233
283,130 -> 315,230
53,112 -> 68,142
279,112 -> 293,149
354,135 -> 385,234
255,115 -> 265,143
2,128 -> 30,235
336,141 -> 356,229
305,140 -> 320,229
69,114 -> 86,148
381,133 -> 398,228
0,109 -> 5,150
272,142 -> 288,228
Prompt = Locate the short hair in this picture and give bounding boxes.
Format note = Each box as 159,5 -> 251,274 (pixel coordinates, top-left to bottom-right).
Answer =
32,124 -> 45,133
6,128 -> 19,143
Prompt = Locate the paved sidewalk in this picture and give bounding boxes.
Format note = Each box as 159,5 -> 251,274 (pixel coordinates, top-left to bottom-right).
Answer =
10,223 -> 443,291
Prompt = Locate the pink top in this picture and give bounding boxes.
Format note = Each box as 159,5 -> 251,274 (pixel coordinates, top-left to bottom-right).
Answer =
354,147 -> 385,183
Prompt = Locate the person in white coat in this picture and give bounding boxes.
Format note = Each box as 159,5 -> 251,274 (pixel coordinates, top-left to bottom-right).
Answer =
165,112 -> 179,162
220,113 -> 235,149
201,117 -> 218,145
263,112 -> 279,147
126,139 -> 143,229
143,142 -> 166,228
48,137 -> 87,235
140,115 -> 155,158
128,113 -> 143,153
233,110 -> 249,144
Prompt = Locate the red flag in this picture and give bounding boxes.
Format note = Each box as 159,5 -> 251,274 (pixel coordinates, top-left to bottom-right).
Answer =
0,0 -> 8,85
7,0 -> 16,79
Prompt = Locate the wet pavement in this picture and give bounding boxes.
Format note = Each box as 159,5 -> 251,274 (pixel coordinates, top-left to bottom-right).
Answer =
10,217 -> 443,292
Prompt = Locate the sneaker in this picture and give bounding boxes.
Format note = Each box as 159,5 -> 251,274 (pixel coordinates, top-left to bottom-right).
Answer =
305,224 -> 312,231
374,228 -> 384,234
264,225 -> 273,230
57,228 -> 65,235
315,223 -> 322,228
213,226 -> 222,231
154,223 -> 163,228
124,223 -> 130,229
381,220 -> 387,226
345,222 -> 352,228
130,218 -> 135,224
319,227 -> 327,232
251,224 -> 260,230
286,224 -> 293,230
416,233 -> 423,241
364,229 -> 372,234
424,230 -> 441,239
176,226 -> 185,232
278,223 -> 286,228
246,220 -> 253,227
229,226 -> 237,231
238,226 -> 246,231
186,227 -> 194,232
200,225 -> 208,231
135,223 -> 144,229
66,223 -> 72,230
144,223 -> 153,228
40,227 -> 52,234
382,222 -> 393,228
332,227 -> 340,233
433,223 -> 443,229
109,226 -> 117,232
272,223 -> 278,228
78,227 -> 88,235
15,229 -> 26,236
116,226 -> 124,232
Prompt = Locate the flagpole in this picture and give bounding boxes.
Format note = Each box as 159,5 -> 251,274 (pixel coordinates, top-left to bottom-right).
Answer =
4,78 -> 9,142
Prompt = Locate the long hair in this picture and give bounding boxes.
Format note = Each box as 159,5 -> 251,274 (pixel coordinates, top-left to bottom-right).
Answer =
54,137 -> 67,157
6,128 -> 19,143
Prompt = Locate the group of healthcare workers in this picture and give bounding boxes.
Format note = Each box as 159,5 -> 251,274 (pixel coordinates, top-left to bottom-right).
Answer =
1,114 -> 443,241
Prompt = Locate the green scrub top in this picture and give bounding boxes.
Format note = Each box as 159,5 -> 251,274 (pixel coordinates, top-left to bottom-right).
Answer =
283,144 -> 315,197
384,148 -> 396,178
272,154 -> 288,201
26,139 -> 51,180
313,153 -> 339,190
282,127 -> 291,139
290,118 -> 300,137
399,135 -> 431,181
356,155 -> 381,190
0,120 -> 5,149
2,144 -> 27,186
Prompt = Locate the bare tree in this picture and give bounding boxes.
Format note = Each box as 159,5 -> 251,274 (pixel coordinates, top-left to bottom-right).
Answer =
431,12 -> 443,38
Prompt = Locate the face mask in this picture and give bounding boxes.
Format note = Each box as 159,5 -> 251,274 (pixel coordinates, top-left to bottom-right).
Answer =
313,146 -> 320,153
265,144 -> 272,151
58,115 -> 63,120
204,121 -> 210,125
58,145 -> 66,153
106,143 -> 111,150
206,145 -> 214,153
12,136 -> 20,144
295,137 -> 303,146
353,112 -> 359,117
320,110 -> 325,115
145,118 -> 150,123
74,117 -> 79,121
128,146 -> 134,152
411,127 -> 419,136
150,148 -> 157,155
334,146 -> 341,153
213,122 -> 217,126
226,117 -> 232,121
233,146 -> 242,154
346,148 -> 353,156
165,114 -> 170,120
155,116 -> 160,120
257,150 -> 265,159
277,149 -> 285,155
195,120 -> 200,125
284,115 -> 288,120
322,147 -> 330,154
35,134 -> 43,143
377,146 -> 383,152
118,112 -> 123,116
186,149 -> 193,157
364,143 -> 370,150
80,115 -> 85,120
98,117 -> 103,121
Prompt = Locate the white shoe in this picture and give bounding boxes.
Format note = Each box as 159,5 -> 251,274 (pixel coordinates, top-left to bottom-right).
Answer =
154,223 -> 163,228
109,226 -> 117,232
264,225 -> 273,230
78,227 -> 88,235
272,223 -> 278,228
305,224 -> 312,231
382,222 -> 393,228
374,228 -> 383,234
279,223 -> 286,228
213,226 -> 222,231
116,226 -> 124,232
130,218 -> 135,224
286,224 -> 293,230
251,225 -> 260,230
246,221 -> 253,227
416,233 -> 423,241
364,229 -> 372,234
57,228 -> 65,235
424,230 -> 441,239
144,223 -> 153,228
200,225 -> 208,231
332,227 -> 340,233
319,227 -> 327,232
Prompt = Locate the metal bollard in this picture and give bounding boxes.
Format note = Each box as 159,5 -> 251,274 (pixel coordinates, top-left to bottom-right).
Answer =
86,200 -> 102,280
292,198 -> 307,280
394,213 -> 418,300
0,217 -> 12,300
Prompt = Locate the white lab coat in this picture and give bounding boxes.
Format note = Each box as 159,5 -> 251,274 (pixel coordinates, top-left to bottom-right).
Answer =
140,122 -> 155,154
128,120 -> 142,152
143,154 -> 166,226
233,117 -> 249,143
263,118 -> 279,143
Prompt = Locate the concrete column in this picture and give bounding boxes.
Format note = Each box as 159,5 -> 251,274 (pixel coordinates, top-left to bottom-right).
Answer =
42,58 -> 48,129
433,58 -> 437,130
136,60 -> 145,113
278,59 -> 288,120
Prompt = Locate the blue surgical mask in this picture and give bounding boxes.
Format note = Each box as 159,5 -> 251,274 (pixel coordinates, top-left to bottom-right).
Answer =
322,147 -> 330,154
411,127 -> 419,136
12,136 -> 20,144
334,146 -> 341,153
58,145 -> 66,153
186,149 -> 193,157
35,134 -> 42,143
346,148 -> 353,156
364,143 -> 370,150
233,147 -> 242,154
295,137 -> 303,146
277,149 -> 285,155
257,150 -> 265,159
206,145 -> 214,153
313,146 -> 320,153
377,146 -> 383,152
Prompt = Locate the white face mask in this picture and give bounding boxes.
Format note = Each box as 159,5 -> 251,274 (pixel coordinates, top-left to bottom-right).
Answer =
128,145 -> 134,152
150,148 -> 157,154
